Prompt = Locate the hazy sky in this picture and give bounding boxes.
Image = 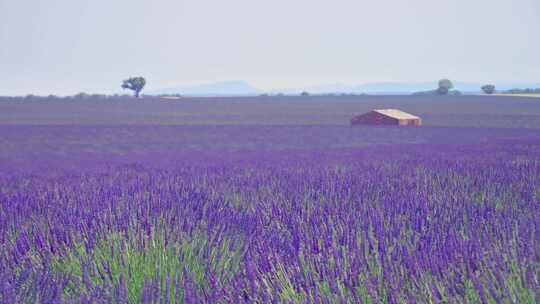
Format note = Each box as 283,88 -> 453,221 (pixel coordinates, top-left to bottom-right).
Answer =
1,0 -> 539,95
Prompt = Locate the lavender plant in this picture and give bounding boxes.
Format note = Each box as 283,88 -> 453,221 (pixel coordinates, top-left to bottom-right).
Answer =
1,141 -> 539,303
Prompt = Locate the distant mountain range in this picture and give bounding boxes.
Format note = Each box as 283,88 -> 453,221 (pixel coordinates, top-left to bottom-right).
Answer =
148,80 -> 540,96
149,81 -> 259,96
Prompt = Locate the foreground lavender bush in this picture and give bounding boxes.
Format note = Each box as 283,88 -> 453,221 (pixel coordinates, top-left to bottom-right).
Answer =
1,142 -> 539,303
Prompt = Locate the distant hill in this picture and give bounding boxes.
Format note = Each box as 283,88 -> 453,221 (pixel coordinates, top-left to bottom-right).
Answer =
275,82 -> 540,95
273,83 -> 437,95
149,81 -> 540,96
149,81 -> 260,96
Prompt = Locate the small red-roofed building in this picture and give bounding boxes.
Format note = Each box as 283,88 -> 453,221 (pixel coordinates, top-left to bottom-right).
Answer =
351,109 -> 422,126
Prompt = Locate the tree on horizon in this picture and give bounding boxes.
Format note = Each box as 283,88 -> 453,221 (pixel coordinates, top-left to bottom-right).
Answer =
481,84 -> 496,94
121,77 -> 146,98
437,79 -> 454,95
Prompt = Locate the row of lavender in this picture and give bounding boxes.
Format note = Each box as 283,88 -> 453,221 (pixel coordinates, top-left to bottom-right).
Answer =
1,142 -> 539,303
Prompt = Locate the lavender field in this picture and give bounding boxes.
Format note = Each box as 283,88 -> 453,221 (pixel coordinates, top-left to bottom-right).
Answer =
1,96 -> 540,303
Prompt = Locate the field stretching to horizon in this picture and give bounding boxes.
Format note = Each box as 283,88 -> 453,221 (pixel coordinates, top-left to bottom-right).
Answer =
1,95 -> 539,302
2,94 -> 540,128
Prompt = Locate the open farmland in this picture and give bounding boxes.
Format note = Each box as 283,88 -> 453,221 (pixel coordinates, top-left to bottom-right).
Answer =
0,95 -> 539,302
2,95 -> 540,128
